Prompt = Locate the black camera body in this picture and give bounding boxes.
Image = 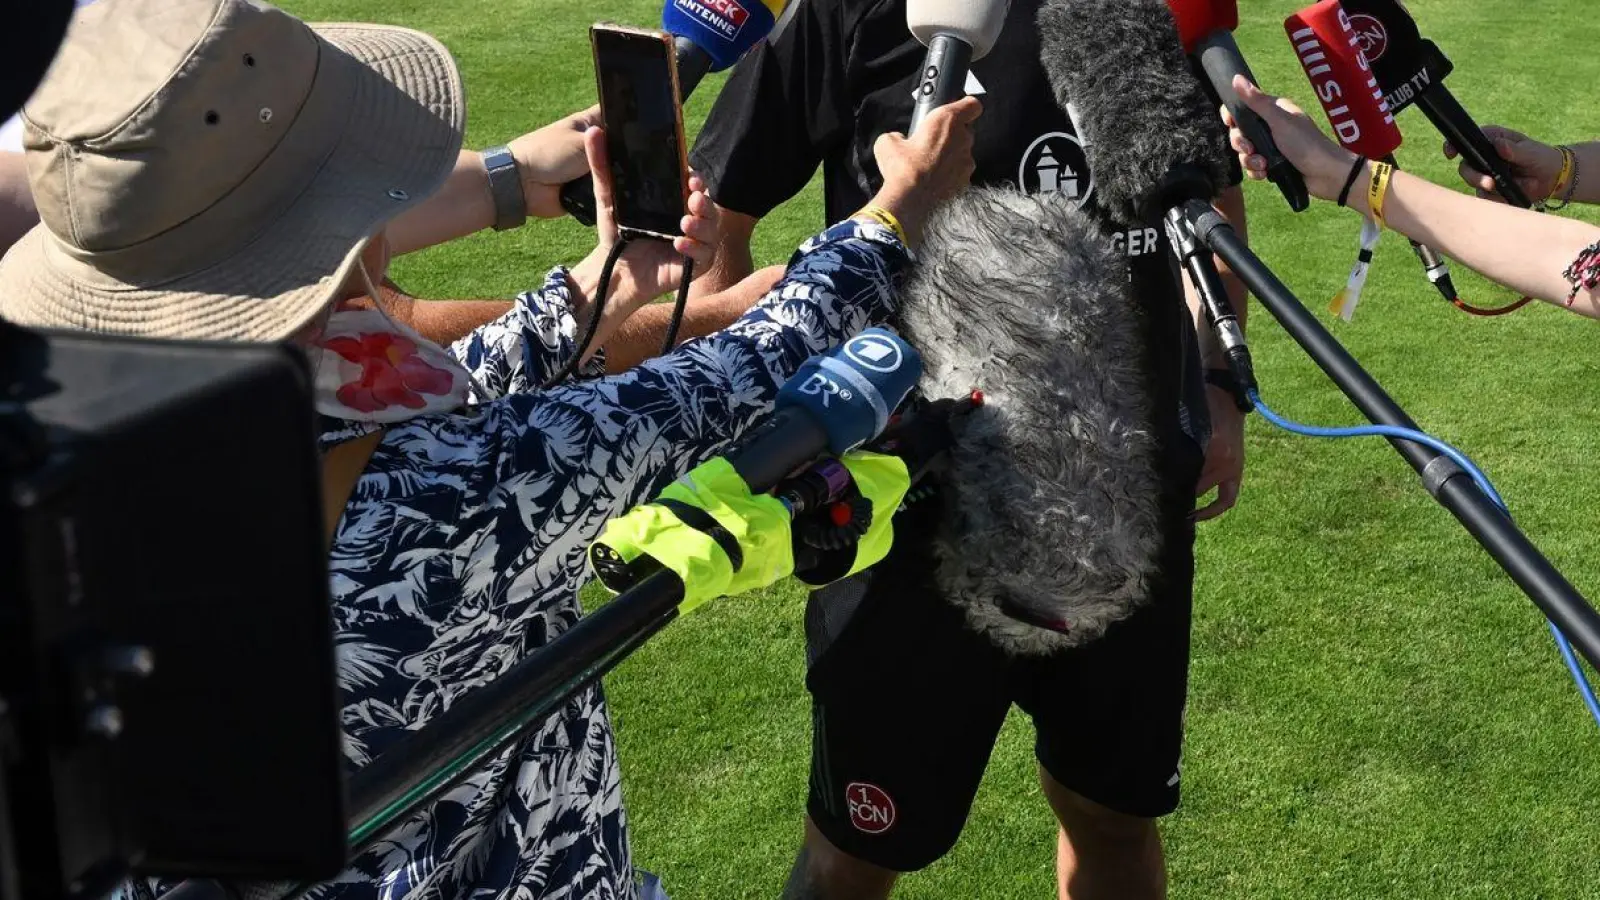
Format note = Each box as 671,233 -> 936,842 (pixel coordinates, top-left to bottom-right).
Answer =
1,324 -> 347,900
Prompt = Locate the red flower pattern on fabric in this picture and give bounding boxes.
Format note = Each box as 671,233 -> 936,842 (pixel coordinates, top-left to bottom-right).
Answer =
322,332 -> 456,413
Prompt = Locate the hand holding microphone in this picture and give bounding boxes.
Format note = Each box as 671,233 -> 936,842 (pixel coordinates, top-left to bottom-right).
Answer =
904,0 -> 1009,134
1445,127 -> 1570,205
1224,76 -> 1360,202
868,97 -> 982,247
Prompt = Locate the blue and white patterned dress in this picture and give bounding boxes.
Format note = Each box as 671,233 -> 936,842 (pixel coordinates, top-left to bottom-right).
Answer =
135,221 -> 905,900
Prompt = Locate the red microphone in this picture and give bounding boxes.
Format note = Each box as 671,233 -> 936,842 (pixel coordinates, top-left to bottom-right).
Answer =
1286,0 -> 1460,310
1285,0 -> 1399,158
1167,0 -> 1235,54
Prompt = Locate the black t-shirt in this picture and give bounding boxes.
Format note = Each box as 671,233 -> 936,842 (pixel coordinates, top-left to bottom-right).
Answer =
690,0 -> 1241,454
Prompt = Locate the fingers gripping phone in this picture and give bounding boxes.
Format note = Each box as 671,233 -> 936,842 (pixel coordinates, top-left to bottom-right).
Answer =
591,24 -> 690,241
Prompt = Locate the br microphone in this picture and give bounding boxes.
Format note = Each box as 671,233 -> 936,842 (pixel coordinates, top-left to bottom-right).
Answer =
905,0 -> 1010,134
1338,0 -> 1533,209
1167,0 -> 1311,212
589,328 -> 921,594
1286,0 -> 1459,307
896,188 -> 1166,656
560,0 -> 792,224
724,328 -> 921,491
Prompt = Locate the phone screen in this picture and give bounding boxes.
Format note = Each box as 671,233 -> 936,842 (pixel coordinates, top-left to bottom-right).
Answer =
592,27 -> 688,238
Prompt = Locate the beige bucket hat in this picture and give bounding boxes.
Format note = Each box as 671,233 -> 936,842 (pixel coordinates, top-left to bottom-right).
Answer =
0,0 -> 465,341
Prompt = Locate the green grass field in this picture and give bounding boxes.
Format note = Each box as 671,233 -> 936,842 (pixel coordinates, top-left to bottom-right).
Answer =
286,0 -> 1600,894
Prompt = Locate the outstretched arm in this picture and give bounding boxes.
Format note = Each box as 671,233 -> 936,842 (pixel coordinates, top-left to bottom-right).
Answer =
1227,76 -> 1600,319
385,106 -> 599,256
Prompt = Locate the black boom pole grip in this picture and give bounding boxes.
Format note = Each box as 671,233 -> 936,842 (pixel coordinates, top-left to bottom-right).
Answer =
1182,199 -> 1600,672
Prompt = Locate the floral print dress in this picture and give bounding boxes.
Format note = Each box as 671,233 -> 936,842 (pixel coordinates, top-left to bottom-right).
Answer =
130,220 -> 906,900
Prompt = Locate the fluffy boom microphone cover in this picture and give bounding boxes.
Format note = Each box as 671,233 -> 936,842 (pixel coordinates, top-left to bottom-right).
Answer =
1038,0 -> 1233,226
897,189 -> 1165,656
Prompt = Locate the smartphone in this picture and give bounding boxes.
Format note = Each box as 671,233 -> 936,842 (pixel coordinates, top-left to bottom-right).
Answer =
591,24 -> 690,241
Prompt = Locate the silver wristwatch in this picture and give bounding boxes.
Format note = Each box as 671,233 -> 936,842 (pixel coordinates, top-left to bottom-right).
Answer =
481,145 -> 527,232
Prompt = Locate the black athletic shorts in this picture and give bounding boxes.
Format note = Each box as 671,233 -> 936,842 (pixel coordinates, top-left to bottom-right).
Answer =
803,435 -> 1205,873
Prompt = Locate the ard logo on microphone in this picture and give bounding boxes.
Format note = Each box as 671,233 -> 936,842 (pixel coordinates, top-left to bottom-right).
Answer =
844,333 -> 904,374
673,0 -> 750,41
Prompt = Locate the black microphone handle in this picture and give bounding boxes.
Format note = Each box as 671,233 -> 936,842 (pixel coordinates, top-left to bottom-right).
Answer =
723,405 -> 830,492
1165,206 -> 1256,412
908,33 -> 973,135
1416,86 -> 1534,209
1194,30 -> 1310,213
1181,199 -> 1600,672
559,38 -> 717,226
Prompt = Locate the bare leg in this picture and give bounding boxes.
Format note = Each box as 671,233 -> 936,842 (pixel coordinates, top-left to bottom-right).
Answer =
780,818 -> 899,900
1042,767 -> 1165,900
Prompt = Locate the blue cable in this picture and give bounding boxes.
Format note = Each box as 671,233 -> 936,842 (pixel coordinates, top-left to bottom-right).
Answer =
1247,389 -> 1600,730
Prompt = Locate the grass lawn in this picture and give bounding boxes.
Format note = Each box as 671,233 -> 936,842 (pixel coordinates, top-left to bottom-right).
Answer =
285,0 -> 1600,894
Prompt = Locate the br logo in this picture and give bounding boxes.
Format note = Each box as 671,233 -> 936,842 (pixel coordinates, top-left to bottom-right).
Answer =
1019,132 -> 1093,204
1349,13 -> 1389,61
799,372 -> 852,406
846,782 -> 897,834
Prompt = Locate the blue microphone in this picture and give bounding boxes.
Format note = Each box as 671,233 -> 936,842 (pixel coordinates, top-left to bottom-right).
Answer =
662,0 -> 791,92
727,328 -> 922,491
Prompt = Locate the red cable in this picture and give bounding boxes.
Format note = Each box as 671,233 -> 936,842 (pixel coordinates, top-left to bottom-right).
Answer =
1451,295 -> 1536,316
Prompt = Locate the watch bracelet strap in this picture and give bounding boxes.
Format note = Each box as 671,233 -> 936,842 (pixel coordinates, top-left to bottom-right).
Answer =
482,145 -> 528,232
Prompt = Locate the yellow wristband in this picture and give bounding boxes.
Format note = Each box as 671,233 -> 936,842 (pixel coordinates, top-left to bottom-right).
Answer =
855,205 -> 908,246
1367,161 -> 1395,231
1551,146 -> 1577,202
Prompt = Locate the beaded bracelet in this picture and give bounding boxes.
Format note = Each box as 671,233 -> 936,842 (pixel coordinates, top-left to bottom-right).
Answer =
1561,239 -> 1600,307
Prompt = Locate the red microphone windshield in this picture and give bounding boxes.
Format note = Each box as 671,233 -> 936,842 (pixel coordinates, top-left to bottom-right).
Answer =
1166,0 -> 1239,53
1286,0 -> 1401,159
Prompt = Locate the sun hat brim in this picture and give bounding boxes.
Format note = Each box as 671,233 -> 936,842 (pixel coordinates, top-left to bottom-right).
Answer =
0,22 -> 466,342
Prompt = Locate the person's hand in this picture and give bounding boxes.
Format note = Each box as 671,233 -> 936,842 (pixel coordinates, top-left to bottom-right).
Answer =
510,105 -> 602,219
1224,75 -> 1357,202
865,97 -> 982,246
1444,125 -> 1564,204
574,125 -> 719,311
1194,382 -> 1245,522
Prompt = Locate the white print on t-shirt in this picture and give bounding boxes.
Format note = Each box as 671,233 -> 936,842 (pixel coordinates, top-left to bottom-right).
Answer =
1111,227 -> 1162,258
1018,132 -> 1093,204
